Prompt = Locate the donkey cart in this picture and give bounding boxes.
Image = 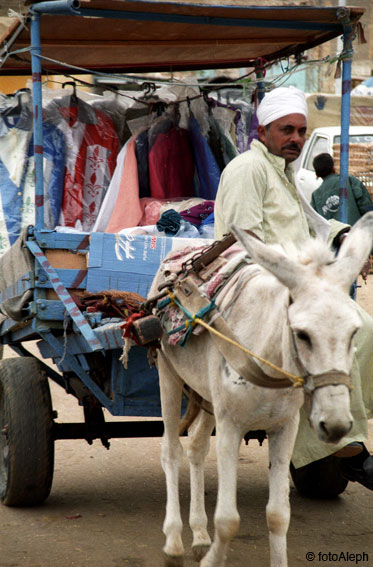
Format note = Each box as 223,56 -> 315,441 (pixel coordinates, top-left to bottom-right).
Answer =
0,1 -> 365,506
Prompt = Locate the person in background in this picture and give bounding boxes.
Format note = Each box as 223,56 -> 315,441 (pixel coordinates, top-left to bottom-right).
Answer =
214,85 -> 373,491
311,152 -> 372,225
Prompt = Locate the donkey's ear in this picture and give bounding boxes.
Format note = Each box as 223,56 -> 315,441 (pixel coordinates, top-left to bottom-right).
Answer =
329,212 -> 373,290
231,225 -> 304,291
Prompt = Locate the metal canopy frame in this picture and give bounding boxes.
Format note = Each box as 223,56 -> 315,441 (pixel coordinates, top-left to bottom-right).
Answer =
1,1 -> 364,74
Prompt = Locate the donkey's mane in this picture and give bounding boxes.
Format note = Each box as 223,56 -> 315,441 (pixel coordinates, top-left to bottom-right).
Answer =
289,238 -> 335,270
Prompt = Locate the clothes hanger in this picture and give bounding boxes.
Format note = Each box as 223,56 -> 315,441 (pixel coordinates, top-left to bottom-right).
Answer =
1,88 -> 31,117
62,81 -> 79,104
139,82 -> 159,102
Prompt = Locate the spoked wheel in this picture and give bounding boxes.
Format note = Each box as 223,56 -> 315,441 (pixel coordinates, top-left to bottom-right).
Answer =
290,455 -> 348,499
0,357 -> 54,506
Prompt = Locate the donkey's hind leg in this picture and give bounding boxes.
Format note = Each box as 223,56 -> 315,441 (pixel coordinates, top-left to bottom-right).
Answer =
187,408 -> 215,561
158,352 -> 185,566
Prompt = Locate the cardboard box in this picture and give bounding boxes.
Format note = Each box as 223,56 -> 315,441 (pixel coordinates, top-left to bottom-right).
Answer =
87,233 -> 209,297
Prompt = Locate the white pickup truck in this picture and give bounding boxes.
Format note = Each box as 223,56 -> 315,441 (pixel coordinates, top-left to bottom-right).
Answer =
295,126 -> 373,201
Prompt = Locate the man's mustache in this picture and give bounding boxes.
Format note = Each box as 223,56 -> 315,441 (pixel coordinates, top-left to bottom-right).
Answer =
282,143 -> 301,152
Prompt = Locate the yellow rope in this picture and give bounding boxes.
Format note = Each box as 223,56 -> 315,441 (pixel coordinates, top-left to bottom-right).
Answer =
164,288 -> 304,387
194,317 -> 305,387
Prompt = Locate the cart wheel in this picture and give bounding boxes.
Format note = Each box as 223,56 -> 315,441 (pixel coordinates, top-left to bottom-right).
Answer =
0,357 -> 54,506
290,455 -> 348,499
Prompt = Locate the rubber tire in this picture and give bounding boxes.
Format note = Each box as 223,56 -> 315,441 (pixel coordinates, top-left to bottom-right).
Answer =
0,357 -> 54,506
290,455 -> 348,499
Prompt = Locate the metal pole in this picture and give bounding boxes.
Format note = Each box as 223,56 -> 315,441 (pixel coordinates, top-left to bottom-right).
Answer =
30,0 -> 80,14
30,11 -> 44,230
337,8 -> 353,224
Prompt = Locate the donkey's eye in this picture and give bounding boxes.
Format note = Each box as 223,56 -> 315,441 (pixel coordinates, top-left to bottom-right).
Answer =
296,331 -> 311,346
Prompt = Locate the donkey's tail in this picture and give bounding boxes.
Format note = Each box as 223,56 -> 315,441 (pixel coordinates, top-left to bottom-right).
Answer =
178,386 -> 212,436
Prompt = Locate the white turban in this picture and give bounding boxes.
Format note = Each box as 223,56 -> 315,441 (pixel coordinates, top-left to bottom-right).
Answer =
256,86 -> 308,126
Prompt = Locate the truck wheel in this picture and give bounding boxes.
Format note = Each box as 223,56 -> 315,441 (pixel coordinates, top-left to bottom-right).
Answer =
290,455 -> 348,499
0,357 -> 54,506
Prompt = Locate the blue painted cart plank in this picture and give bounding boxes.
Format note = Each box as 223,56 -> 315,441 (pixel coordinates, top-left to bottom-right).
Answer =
34,230 -> 90,252
35,268 -> 87,289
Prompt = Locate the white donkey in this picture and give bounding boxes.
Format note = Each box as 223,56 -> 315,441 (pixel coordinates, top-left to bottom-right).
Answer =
151,212 -> 373,567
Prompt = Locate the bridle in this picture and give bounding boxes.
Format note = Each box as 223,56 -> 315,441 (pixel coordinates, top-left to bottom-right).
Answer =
287,322 -> 353,416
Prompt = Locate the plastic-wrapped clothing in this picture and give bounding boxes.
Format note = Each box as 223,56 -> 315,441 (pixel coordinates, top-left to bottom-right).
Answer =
90,97 -> 128,147
92,141 -> 129,232
105,137 -> 142,233
45,95 -> 119,231
247,112 -> 259,149
188,112 -> 221,201
215,119 -> 239,165
135,129 -> 150,198
207,117 -> 226,171
0,102 -> 65,255
198,211 -> 215,238
148,126 -> 195,200
174,220 -> 200,238
29,122 -> 66,229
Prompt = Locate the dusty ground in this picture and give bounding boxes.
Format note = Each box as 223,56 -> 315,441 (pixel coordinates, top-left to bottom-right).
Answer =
0,277 -> 373,567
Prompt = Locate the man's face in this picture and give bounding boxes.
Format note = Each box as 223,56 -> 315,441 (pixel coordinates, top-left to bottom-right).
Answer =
257,113 -> 307,166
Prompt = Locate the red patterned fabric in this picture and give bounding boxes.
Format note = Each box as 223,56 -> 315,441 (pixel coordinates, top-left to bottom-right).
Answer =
58,105 -> 119,231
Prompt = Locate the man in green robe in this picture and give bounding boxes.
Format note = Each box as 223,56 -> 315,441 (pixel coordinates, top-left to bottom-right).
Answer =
311,152 -> 372,225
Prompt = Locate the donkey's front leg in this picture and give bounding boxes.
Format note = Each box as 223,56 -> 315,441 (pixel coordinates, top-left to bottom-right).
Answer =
158,352 -> 185,565
201,419 -> 242,567
187,409 -> 215,561
266,414 -> 299,567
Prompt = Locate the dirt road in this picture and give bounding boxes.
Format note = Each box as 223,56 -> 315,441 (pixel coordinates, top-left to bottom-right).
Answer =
0,277 -> 373,567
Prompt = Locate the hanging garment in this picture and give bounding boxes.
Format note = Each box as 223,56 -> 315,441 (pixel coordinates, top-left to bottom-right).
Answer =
207,116 -> 226,171
135,129 -> 150,198
92,141 -> 129,232
0,100 -> 65,255
26,121 -> 66,229
45,95 -> 119,231
90,96 -> 129,147
188,112 -> 221,201
148,125 -> 195,199
209,96 -> 254,153
207,114 -> 238,169
105,137 -> 143,233
247,112 -> 259,149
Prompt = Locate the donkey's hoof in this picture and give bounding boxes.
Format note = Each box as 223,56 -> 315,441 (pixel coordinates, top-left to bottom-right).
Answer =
164,553 -> 184,567
192,544 -> 210,562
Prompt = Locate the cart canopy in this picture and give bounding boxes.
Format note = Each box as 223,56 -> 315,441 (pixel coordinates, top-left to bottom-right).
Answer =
0,1 -> 365,75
